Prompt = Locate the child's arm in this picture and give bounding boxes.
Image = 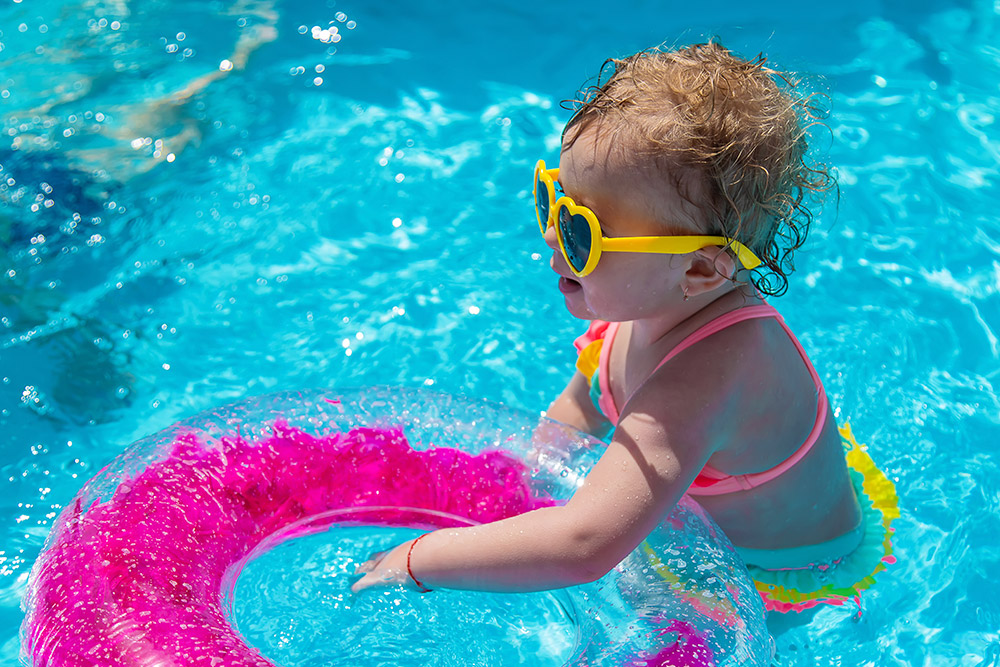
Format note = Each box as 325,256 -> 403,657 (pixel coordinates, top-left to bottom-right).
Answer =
352,379 -> 716,592
544,372 -> 613,439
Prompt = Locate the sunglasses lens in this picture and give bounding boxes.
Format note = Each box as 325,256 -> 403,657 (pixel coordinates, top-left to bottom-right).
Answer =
535,177 -> 550,233
558,207 -> 591,273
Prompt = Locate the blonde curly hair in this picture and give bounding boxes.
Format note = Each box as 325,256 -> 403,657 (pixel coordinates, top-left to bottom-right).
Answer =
562,41 -> 835,296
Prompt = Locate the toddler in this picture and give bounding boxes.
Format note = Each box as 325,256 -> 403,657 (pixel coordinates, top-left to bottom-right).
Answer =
354,41 -> 897,615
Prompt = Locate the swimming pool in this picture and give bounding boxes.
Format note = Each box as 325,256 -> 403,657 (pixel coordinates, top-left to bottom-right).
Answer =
1,0 -> 998,664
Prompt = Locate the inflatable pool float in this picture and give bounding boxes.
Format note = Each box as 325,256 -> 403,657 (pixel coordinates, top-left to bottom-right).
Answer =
21,387 -> 770,666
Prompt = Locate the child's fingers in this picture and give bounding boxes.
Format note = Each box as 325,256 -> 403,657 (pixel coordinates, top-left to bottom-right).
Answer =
354,550 -> 389,575
350,572 -> 375,593
351,541 -> 412,592
351,564 -> 405,593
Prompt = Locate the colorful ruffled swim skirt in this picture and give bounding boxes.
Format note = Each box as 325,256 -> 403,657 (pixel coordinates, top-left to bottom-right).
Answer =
737,424 -> 899,614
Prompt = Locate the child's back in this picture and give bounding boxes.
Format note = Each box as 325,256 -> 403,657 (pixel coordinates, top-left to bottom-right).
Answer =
557,291 -> 862,552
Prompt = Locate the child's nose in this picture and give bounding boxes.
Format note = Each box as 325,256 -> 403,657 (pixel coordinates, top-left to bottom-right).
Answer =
542,221 -> 559,251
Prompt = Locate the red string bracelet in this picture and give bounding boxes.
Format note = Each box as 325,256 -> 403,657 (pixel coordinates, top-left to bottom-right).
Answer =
406,534 -> 432,593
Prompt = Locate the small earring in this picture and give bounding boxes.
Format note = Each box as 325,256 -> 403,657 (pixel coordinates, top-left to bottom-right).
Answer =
682,289 -> 690,302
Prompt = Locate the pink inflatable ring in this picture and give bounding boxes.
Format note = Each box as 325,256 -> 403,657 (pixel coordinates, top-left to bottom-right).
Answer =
21,387 -> 770,666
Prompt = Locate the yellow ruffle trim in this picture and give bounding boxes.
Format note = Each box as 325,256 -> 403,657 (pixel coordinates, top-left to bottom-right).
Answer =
750,423 -> 899,612
639,541 -> 744,629
576,339 -> 602,378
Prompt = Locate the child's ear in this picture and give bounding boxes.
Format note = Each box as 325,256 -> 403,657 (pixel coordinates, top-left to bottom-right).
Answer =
681,248 -> 736,297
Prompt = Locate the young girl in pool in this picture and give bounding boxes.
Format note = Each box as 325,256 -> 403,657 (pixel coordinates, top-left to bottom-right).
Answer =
354,41 -> 897,614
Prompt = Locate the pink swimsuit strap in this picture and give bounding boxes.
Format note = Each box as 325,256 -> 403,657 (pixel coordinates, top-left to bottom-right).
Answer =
599,304 -> 828,496
654,305 -> 789,371
596,321 -> 623,424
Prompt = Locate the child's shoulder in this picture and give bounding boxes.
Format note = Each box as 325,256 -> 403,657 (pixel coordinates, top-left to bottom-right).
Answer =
637,303 -> 821,449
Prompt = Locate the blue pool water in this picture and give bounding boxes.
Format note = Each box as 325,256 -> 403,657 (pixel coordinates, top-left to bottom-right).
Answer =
1,0 -> 998,664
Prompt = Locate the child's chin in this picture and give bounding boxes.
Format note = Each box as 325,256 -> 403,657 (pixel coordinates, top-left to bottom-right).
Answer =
561,292 -> 594,320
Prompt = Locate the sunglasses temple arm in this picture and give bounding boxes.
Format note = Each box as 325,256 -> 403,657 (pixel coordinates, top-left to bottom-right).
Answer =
600,236 -> 762,269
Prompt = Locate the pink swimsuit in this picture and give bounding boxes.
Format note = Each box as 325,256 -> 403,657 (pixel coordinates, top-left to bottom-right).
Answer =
573,304 -> 829,496
574,307 -> 900,613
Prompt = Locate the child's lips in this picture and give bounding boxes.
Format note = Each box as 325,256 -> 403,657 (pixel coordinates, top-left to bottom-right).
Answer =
558,276 -> 582,294
550,255 -> 581,294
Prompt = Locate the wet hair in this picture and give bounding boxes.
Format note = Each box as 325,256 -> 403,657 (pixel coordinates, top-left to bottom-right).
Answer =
562,41 -> 835,297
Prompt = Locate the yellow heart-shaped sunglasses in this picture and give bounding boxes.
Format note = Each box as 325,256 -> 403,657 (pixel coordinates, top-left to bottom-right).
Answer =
533,160 -> 762,277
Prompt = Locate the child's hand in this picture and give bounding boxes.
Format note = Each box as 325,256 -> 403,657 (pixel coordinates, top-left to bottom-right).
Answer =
351,540 -> 416,593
